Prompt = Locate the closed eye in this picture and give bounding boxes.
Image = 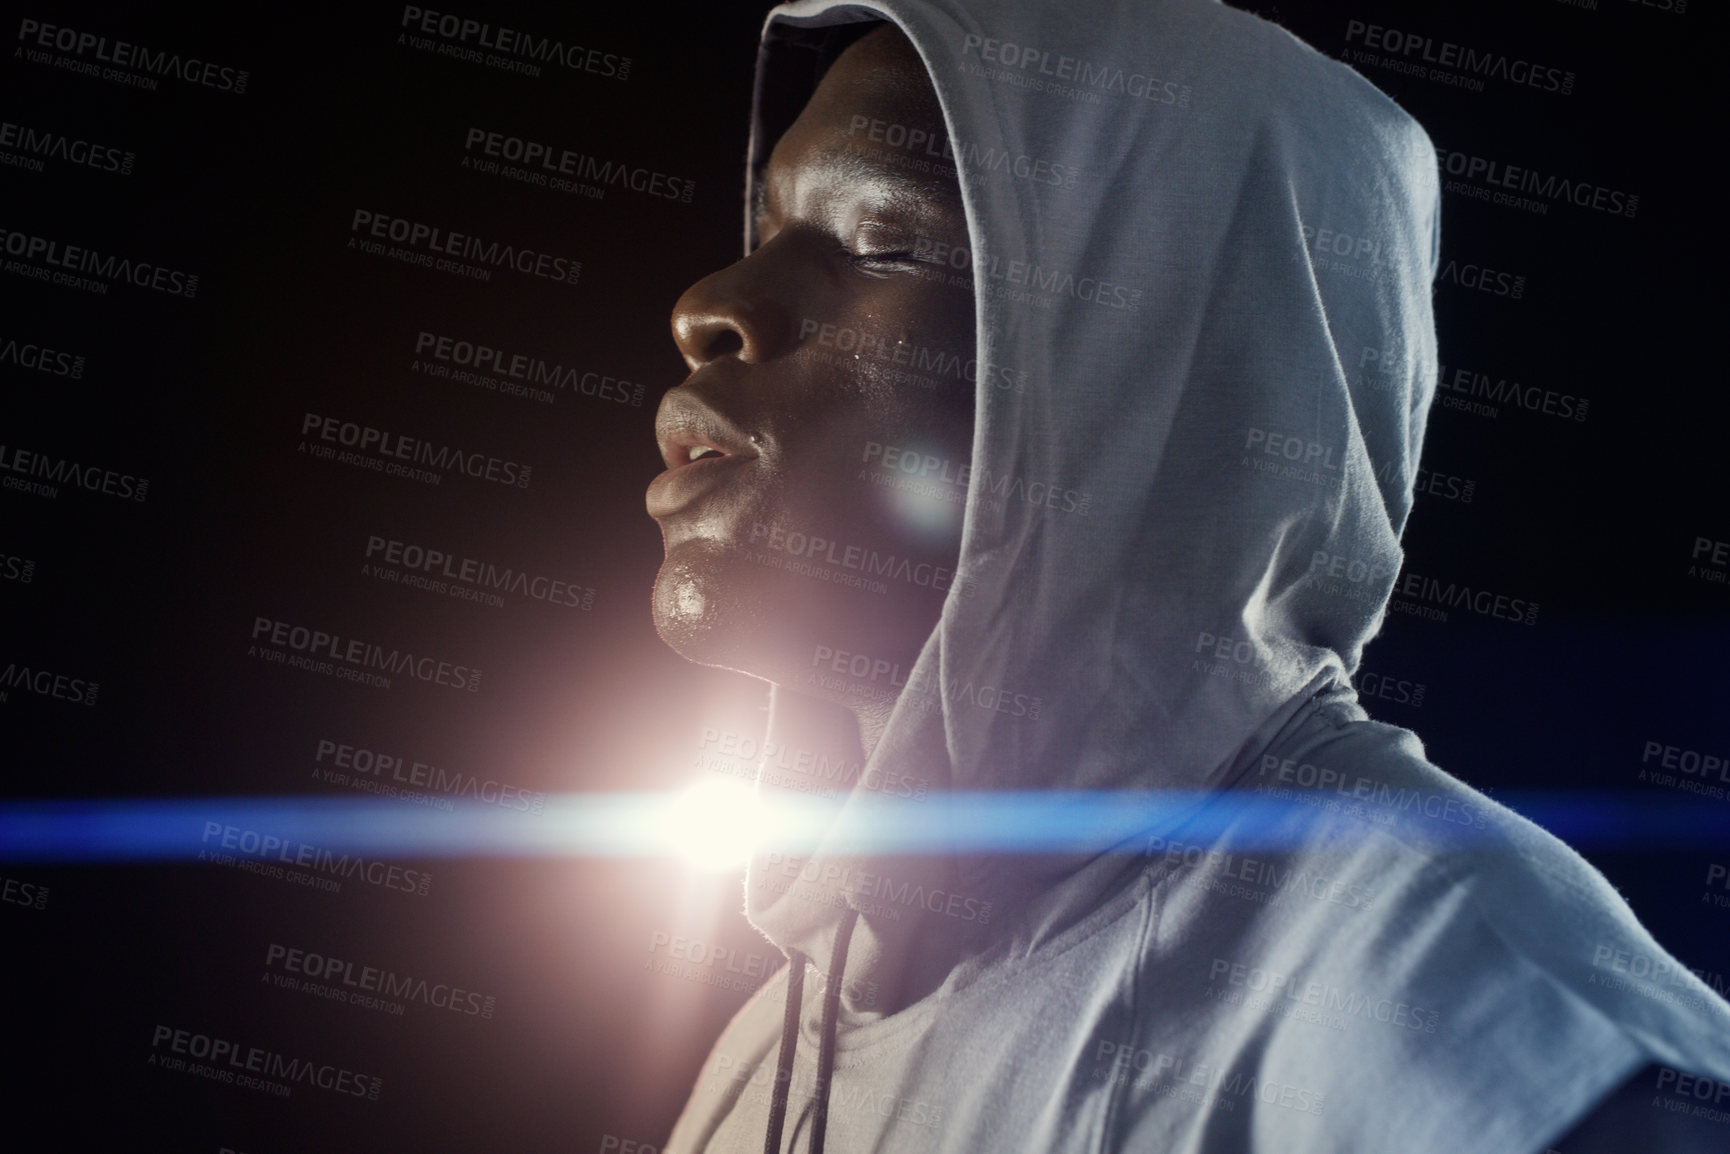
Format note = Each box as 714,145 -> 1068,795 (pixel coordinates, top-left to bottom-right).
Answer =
845,249 -> 922,275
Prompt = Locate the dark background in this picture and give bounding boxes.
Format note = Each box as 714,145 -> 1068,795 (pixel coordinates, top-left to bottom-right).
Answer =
1,2 -> 1722,1151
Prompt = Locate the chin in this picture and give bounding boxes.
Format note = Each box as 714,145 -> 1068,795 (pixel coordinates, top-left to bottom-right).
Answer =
651,536 -> 934,698
652,539 -> 781,675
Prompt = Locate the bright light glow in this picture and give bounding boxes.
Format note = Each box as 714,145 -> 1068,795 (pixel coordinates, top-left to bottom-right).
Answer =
874,439 -> 966,545
885,481 -> 963,542
661,778 -> 767,871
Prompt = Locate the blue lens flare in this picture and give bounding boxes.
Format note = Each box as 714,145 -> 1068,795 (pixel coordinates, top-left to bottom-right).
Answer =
0,790 -> 1724,864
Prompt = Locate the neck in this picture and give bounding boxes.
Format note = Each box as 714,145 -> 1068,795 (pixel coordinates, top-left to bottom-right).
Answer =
754,681 -> 977,1016
765,685 -> 875,770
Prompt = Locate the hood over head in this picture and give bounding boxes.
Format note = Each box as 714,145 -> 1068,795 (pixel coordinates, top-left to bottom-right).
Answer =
739,0 -> 1441,1002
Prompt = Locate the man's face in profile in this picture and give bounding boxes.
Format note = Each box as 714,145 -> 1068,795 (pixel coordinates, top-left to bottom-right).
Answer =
646,26 -> 975,701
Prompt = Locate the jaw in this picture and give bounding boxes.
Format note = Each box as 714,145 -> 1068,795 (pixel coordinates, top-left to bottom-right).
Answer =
651,535 -> 940,709
650,540 -> 756,669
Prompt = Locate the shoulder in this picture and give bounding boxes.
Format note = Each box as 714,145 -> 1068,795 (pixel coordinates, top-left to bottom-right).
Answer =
1112,710 -> 1730,1151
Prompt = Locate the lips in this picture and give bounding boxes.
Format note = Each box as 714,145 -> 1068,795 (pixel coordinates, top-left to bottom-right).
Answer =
646,385 -> 761,518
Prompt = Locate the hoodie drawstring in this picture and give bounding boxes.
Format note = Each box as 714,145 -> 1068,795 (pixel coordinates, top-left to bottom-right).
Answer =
811,907 -> 859,1154
762,907 -> 860,1154
762,946 -> 805,1154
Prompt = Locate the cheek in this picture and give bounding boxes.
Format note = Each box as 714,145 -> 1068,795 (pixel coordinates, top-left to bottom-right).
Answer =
861,436 -> 969,548
768,285 -> 976,551
860,380 -> 976,550
817,277 -> 974,407
768,404 -> 885,521
779,388 -> 973,558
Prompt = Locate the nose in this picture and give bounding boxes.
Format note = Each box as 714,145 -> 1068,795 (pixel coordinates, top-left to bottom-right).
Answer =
670,240 -> 799,372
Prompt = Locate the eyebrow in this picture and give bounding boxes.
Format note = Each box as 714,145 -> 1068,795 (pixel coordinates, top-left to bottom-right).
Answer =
752,145 -> 961,234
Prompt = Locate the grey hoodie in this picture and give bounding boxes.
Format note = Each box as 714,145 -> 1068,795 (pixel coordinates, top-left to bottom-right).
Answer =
668,1 -> 1730,1151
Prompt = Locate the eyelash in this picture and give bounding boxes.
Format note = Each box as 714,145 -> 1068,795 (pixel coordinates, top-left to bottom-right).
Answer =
845,249 -> 920,274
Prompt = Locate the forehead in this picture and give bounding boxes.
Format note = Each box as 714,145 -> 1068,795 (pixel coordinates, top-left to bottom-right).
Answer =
756,31 -> 959,216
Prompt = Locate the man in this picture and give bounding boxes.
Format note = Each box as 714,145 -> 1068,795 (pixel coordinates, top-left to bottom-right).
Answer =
645,4 -> 1730,1150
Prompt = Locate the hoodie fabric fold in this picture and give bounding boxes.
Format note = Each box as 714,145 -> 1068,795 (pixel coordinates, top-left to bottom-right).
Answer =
667,2 -> 1730,1150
